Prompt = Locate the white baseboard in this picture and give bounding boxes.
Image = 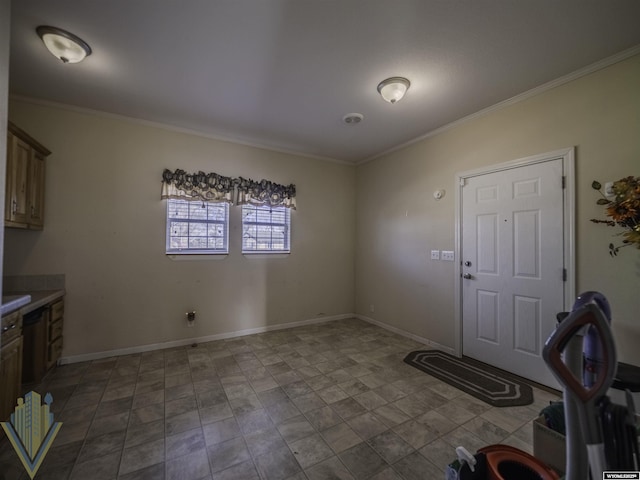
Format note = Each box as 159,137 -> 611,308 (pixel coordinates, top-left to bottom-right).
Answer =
356,314 -> 456,356
59,313 -> 354,365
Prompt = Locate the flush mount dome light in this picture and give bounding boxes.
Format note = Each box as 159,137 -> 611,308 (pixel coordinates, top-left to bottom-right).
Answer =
36,26 -> 92,64
377,77 -> 410,104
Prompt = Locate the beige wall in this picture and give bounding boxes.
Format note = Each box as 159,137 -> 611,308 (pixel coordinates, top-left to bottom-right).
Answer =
4,101 -> 356,358
356,54 -> 640,365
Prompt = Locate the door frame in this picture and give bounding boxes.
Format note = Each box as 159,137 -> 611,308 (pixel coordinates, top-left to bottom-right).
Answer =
453,148 -> 576,358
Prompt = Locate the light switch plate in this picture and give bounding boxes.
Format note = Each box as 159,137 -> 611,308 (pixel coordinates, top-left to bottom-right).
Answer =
430,250 -> 440,260
442,250 -> 455,261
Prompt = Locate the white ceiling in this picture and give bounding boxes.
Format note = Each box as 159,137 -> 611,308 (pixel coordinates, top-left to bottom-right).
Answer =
9,1 -> 640,164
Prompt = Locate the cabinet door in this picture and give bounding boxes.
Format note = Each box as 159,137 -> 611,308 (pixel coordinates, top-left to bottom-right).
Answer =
5,134 -> 30,226
0,336 -> 24,421
28,151 -> 46,228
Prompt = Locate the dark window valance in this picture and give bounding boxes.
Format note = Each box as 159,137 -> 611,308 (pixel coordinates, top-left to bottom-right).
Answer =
236,177 -> 296,209
161,169 -> 296,209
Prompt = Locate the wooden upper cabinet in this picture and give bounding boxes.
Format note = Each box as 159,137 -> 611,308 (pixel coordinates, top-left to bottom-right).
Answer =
5,122 -> 51,229
28,151 -> 47,227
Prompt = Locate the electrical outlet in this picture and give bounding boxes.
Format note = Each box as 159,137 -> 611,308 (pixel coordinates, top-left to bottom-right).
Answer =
441,250 -> 455,261
430,250 -> 440,260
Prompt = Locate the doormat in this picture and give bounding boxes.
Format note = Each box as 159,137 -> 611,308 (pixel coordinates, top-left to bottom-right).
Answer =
403,350 -> 533,407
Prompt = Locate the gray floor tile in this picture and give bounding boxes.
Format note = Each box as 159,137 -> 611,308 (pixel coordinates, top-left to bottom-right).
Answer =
266,399 -> 301,424
165,395 -> 197,418
277,415 -> 317,444
367,430 -> 414,464
50,420 -> 91,447
321,422 -> 362,454
165,427 -> 205,460
415,410 -> 458,436
461,416 -> 510,445
207,437 -> 251,474
352,390 -> 387,411
392,451 -> 442,479
331,398 -> 367,421
165,383 -> 195,402
244,427 -> 287,457
291,392 -> 326,413
253,445 -> 301,480
419,438 -> 457,469
125,419 -> 165,449
202,416 -> 241,446
305,406 -> 343,431
165,409 -> 202,435
211,459 -> 259,480
95,397 -> 134,419
372,404 -> 411,428
289,433 -> 334,469
40,440 -> 84,470
199,402 -> 234,425
346,412 -> 388,440
393,420 -> 439,449
87,411 -> 130,438
338,442 -> 387,480
317,385 -> 349,405
77,429 -> 126,463
119,437 -> 165,476
304,456 -> 355,480
118,462 -> 165,480
70,450 -> 121,480
166,449 -> 210,480
236,408 -> 273,434
367,467 -> 404,479
132,389 -> 165,409
130,403 -> 164,426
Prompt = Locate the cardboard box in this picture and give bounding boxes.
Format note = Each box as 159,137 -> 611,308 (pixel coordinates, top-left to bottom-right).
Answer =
533,415 -> 566,474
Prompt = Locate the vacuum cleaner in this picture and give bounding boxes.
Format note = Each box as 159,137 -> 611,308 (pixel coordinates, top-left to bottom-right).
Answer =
543,291 -> 639,480
446,292 -> 639,480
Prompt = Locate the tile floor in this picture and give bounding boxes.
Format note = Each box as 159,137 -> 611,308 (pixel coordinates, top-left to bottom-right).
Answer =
0,318 -> 560,480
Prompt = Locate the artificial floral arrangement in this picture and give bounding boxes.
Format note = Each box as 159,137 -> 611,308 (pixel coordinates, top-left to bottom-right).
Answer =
591,176 -> 640,256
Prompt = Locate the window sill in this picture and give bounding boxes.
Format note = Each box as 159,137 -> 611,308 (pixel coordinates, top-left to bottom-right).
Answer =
166,254 -> 228,261
242,252 -> 290,258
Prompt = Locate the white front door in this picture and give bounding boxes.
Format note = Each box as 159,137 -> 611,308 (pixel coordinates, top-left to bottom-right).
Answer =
461,158 -> 565,388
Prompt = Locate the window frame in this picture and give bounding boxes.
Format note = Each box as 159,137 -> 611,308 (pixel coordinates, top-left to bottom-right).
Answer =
241,204 -> 291,254
165,198 -> 230,255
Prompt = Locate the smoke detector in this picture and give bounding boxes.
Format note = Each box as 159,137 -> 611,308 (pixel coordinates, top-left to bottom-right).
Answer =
342,113 -> 364,125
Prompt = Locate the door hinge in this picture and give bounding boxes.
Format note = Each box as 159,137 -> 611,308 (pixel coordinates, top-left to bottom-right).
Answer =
562,268 -> 567,281
561,176 -> 566,189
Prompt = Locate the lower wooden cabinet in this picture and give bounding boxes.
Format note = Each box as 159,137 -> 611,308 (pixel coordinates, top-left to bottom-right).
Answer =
0,335 -> 23,421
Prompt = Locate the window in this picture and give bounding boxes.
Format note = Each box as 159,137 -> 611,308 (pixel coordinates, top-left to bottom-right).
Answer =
242,205 -> 291,253
166,199 -> 229,254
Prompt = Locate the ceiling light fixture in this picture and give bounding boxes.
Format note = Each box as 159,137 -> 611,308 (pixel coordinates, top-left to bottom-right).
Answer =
36,26 -> 92,64
377,77 -> 410,104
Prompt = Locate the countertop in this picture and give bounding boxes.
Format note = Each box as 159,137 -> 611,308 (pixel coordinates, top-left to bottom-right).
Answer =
1,290 -> 65,316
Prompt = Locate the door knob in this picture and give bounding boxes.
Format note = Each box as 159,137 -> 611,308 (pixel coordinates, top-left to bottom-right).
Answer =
464,261 -> 472,267
462,273 -> 473,279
